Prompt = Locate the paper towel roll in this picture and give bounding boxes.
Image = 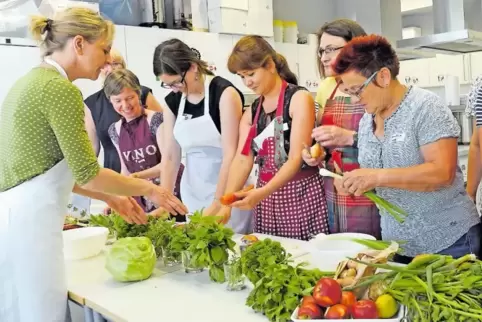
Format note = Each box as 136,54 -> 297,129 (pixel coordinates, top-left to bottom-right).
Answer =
445,75 -> 460,106
191,0 -> 209,32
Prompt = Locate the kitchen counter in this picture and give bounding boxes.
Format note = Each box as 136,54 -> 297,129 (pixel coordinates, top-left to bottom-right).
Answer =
66,233 -> 311,322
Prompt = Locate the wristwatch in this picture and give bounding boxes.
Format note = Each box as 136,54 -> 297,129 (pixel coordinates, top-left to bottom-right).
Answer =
352,131 -> 358,147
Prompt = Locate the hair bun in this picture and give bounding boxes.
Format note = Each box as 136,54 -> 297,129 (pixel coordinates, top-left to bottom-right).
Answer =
191,47 -> 201,59
42,18 -> 53,34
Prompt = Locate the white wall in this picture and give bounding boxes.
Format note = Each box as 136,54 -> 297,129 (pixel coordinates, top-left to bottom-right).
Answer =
272,0 -> 335,34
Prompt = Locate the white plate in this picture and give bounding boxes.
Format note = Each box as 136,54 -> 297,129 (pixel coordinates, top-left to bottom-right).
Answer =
291,305 -> 404,322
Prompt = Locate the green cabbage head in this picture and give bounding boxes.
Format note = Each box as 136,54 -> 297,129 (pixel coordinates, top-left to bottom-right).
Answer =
106,237 -> 156,282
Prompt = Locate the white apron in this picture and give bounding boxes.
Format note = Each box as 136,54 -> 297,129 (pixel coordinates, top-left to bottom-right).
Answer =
173,77 -> 255,233
0,58 -> 75,322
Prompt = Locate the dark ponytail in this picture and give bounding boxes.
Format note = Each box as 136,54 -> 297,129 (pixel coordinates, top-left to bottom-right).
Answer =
274,53 -> 298,85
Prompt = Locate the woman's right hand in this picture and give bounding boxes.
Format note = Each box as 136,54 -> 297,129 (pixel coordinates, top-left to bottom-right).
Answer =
147,185 -> 188,216
302,144 -> 324,167
204,204 -> 232,225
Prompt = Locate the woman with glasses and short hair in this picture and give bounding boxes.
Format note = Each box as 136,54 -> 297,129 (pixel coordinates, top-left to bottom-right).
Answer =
84,48 -> 162,173
302,19 -> 381,239
154,38 -> 255,233
333,34 -> 481,262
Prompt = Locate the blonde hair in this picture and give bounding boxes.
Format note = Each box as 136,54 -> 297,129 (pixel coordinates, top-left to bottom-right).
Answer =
29,7 -> 115,57
104,69 -> 142,99
110,48 -> 126,68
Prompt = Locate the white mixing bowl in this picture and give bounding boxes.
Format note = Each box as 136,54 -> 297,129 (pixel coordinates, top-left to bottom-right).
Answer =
63,227 -> 109,261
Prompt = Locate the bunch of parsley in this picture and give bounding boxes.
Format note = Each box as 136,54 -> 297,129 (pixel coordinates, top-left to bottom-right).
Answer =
241,238 -> 290,284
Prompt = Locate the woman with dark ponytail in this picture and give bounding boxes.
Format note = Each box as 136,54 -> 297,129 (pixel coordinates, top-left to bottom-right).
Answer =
203,35 -> 329,240
153,38 -> 255,233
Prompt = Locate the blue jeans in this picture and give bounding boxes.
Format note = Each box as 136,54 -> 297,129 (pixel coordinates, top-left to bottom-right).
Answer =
393,223 -> 481,264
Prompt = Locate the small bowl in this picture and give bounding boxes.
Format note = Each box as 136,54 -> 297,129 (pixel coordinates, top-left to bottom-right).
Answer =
63,227 -> 109,260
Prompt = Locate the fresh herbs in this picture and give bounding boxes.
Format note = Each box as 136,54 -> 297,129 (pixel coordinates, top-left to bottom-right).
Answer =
224,253 -> 246,291
348,253 -> 482,322
89,212 -> 160,238
89,212 -> 170,257
246,262 -> 333,322
241,238 -> 290,284
170,211 -> 236,283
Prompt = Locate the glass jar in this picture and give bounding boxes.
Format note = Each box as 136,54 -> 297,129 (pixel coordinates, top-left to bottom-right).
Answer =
182,250 -> 204,273
224,255 -> 246,291
161,246 -> 181,267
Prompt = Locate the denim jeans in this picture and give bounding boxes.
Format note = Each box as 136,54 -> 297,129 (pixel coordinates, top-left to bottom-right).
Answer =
393,223 -> 482,264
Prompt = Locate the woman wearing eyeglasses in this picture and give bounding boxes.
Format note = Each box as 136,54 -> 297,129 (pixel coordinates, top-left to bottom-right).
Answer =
154,38 -> 255,233
334,34 -> 481,262
302,19 -> 381,239
84,48 -> 162,173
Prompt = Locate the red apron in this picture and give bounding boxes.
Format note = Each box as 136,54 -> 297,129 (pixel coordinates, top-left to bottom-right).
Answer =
242,81 -> 329,240
321,82 -> 381,238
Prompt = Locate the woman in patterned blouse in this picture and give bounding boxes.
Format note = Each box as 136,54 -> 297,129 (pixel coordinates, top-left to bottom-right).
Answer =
332,34 -> 481,263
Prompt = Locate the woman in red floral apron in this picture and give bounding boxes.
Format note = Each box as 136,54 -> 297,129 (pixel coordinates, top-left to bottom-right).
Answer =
104,69 -> 184,219
302,19 -> 380,238
210,35 -> 329,240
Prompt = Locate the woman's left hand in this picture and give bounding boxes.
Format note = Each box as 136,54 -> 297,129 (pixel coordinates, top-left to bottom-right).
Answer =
341,168 -> 381,196
230,188 -> 268,210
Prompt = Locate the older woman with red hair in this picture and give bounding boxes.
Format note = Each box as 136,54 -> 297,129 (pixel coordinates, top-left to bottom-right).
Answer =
332,34 -> 481,262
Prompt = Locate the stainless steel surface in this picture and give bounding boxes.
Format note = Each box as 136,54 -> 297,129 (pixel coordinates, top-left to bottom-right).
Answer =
453,110 -> 473,144
164,0 -> 175,29
397,0 -> 482,54
334,0 -> 434,60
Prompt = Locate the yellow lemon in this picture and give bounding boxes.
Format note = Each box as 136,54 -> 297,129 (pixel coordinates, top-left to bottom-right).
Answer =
375,294 -> 398,318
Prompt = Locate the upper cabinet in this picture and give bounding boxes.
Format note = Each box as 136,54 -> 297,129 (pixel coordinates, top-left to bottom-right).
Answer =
208,0 -> 273,36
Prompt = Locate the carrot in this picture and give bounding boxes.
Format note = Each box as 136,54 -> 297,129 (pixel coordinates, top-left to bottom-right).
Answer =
220,184 -> 255,206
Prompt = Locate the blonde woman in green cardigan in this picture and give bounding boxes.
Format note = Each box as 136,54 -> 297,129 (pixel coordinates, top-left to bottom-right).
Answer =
0,8 -> 186,322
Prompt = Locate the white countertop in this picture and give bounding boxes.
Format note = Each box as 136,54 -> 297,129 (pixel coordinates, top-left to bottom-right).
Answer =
66,233 -> 312,322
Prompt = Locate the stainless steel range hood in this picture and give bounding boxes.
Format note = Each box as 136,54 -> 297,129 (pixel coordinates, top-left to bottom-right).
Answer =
335,0 -> 434,60
397,0 -> 482,54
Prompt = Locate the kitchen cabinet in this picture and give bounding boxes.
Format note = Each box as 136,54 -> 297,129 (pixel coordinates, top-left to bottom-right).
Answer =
125,26 -> 185,100
297,44 -> 320,92
398,58 -> 431,87
208,0 -> 273,36
247,0 -> 274,37
274,42 -> 299,80
208,7 -> 249,35
208,0 -> 249,10
428,54 -> 470,87
469,52 -> 482,81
